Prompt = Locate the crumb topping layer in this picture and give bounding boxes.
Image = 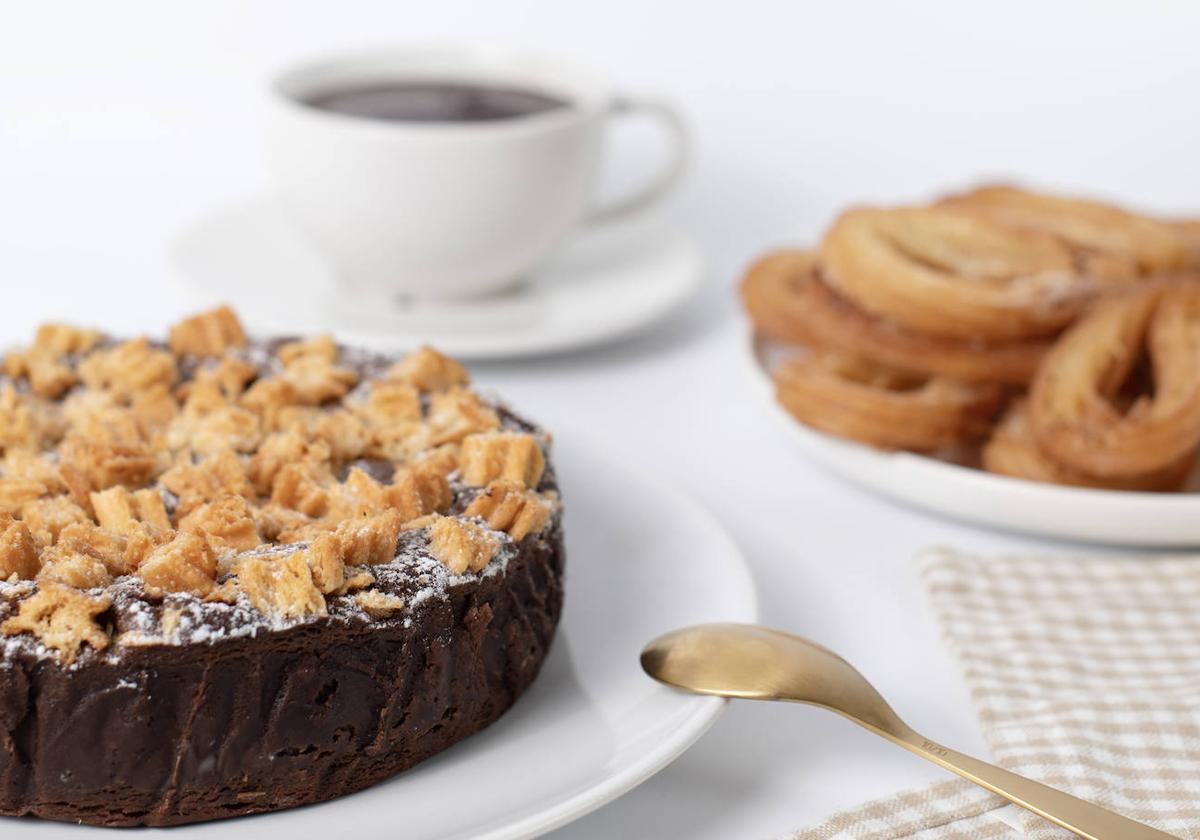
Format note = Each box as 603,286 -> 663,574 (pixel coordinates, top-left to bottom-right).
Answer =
0,307 -> 558,663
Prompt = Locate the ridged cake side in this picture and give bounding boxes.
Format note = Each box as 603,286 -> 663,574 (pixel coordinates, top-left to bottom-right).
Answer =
0,519 -> 563,826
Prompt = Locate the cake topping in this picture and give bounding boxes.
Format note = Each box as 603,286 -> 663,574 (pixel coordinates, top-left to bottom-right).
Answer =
0,306 -> 558,662
179,493 -> 262,554
460,432 -> 546,488
235,551 -> 326,619
354,589 -> 406,617
0,583 -> 110,663
90,486 -> 171,535
464,481 -> 553,540
389,346 -> 469,391
3,324 -> 103,399
168,305 -> 247,357
138,533 -> 218,597
54,521 -> 130,575
426,516 -> 502,575
0,514 -> 39,581
37,550 -> 110,589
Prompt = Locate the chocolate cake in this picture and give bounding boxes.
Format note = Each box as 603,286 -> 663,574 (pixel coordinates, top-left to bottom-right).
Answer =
0,307 -> 565,826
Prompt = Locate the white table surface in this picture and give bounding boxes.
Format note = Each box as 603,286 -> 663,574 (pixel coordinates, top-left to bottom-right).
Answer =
2,3 -> 1198,838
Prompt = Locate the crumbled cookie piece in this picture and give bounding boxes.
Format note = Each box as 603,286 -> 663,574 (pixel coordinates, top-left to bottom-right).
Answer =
0,583 -> 111,663
167,378 -> 262,456
123,522 -> 171,571
274,335 -> 358,405
58,434 -> 158,497
426,387 -> 501,445
385,465 -> 452,522
464,480 -> 553,540
240,377 -> 301,430
176,404 -> 262,457
84,486 -> 171,537
362,381 -> 422,424
281,505 -> 403,570
0,384 -> 61,452
4,449 -> 65,489
399,513 -> 439,531
389,346 -> 468,391
56,518 -> 122,560
354,589 -> 405,617
176,375 -> 229,416
295,535 -> 379,592
4,324 -> 100,400
129,383 -> 180,432
414,444 -> 460,478
5,349 -> 77,399
322,467 -> 388,522
337,566 -> 375,594
89,486 -> 136,534
460,432 -> 545,488
271,462 -> 331,517
428,515 -> 501,575
33,323 -> 103,357
37,550 -> 112,590
236,551 -> 326,619
363,417 -> 430,462
179,493 -> 261,555
336,509 -> 405,567
56,521 -> 132,576
137,532 -> 218,597
77,337 -> 177,397
132,488 -> 172,531
59,388 -> 123,434
0,477 -> 49,514
159,449 -> 254,519
311,410 -> 370,463
252,502 -> 311,543
281,357 -> 359,405
201,354 -> 259,400
278,334 -> 339,365
304,532 -> 346,594
0,514 -> 40,580
20,496 -> 90,547
60,392 -> 160,455
247,430 -> 330,495
168,305 -> 247,357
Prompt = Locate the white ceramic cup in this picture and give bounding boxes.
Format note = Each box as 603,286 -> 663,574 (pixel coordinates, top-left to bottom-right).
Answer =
265,46 -> 688,300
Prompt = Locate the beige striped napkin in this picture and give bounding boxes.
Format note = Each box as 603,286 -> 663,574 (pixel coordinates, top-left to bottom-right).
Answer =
788,549 -> 1200,840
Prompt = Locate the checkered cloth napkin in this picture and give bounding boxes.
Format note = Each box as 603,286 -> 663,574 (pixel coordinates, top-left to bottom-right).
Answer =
787,548 -> 1200,840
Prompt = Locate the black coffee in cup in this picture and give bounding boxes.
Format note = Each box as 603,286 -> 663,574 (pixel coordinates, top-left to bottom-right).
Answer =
303,81 -> 569,123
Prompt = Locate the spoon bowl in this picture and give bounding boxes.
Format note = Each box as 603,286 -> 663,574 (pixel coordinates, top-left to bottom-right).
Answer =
640,623 -> 907,735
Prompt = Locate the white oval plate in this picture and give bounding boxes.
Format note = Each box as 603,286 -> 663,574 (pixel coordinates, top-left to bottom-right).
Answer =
171,198 -> 702,360
6,434 -> 756,840
748,333 -> 1200,547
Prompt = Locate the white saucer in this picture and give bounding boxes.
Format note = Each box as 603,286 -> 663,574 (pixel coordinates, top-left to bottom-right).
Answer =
8,433 -> 757,840
171,198 -> 702,359
748,332 -> 1200,547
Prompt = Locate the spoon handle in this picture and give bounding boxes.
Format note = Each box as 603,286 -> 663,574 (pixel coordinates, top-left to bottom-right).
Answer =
889,732 -> 1179,840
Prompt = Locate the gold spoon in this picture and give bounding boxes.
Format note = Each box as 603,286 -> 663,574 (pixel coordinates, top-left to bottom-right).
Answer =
641,623 -> 1179,840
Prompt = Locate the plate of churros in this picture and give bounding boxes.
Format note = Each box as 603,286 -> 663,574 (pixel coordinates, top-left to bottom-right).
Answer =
741,185 -> 1200,547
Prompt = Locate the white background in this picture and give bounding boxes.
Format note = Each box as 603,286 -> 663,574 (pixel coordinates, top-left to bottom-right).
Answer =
2,2 -> 1199,838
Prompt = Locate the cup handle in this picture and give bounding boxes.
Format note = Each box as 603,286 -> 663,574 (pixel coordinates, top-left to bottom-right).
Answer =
585,96 -> 689,225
